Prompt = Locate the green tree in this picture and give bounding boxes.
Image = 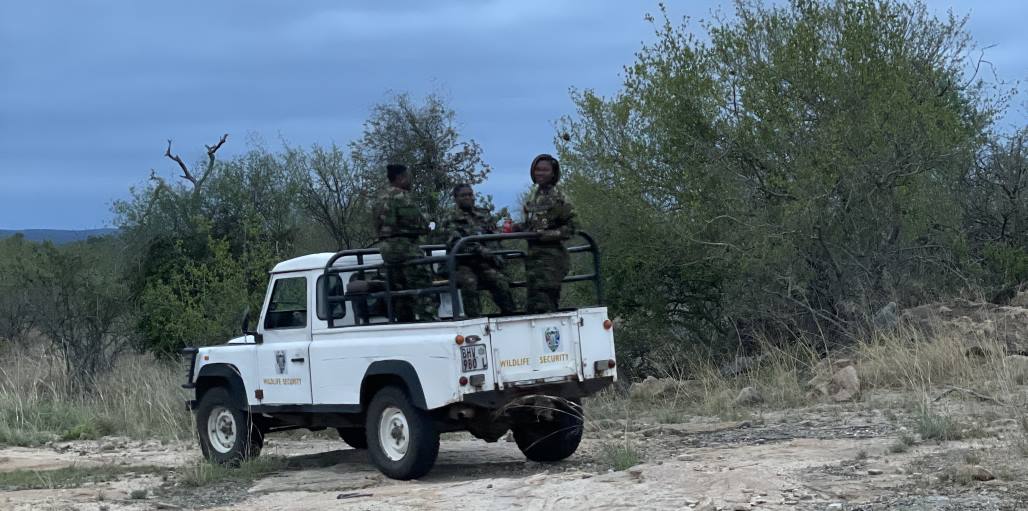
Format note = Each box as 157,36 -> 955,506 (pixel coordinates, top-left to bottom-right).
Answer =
286,143 -> 375,250
350,93 -> 491,222
965,129 -> 1028,286
114,136 -> 302,356
0,234 -> 44,345
33,237 -> 134,389
559,0 -> 995,357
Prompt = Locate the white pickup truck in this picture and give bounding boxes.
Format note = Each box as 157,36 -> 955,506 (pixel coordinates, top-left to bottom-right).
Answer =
182,233 -> 616,480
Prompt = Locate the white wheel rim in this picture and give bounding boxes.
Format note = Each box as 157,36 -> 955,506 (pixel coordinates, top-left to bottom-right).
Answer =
207,406 -> 237,454
378,406 -> 409,461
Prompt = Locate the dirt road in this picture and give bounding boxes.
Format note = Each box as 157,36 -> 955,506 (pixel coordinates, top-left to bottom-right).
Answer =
2,393 -> 1027,510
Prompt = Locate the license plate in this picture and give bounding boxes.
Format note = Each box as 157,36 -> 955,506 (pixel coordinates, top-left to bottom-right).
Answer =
461,344 -> 488,372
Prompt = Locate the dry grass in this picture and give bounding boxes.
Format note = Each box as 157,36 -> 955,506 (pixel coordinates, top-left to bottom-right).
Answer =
585,313 -> 1028,463
587,340 -> 820,425
0,341 -> 192,446
853,324 -> 1010,393
177,456 -> 290,487
593,317 -> 1027,421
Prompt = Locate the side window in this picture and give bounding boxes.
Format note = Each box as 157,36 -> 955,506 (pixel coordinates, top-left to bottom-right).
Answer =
317,274 -> 347,321
264,277 -> 308,329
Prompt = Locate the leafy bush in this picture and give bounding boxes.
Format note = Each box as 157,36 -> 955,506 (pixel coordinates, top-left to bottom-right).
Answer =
558,0 -> 1000,356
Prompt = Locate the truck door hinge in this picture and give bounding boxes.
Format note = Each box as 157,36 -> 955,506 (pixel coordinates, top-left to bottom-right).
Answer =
578,317 -> 585,327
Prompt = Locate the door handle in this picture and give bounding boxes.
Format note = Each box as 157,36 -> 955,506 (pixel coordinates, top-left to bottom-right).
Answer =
290,357 -> 305,363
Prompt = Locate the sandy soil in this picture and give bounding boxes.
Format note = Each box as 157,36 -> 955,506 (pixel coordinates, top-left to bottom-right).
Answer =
3,392 -> 1027,511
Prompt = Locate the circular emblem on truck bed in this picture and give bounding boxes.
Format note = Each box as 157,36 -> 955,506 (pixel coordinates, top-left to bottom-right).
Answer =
544,327 -> 561,352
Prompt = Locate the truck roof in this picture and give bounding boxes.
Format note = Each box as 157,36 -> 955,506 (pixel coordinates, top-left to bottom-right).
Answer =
272,252 -> 384,274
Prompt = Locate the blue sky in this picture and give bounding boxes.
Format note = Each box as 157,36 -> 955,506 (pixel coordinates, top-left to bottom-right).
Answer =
1,1 -> 1025,230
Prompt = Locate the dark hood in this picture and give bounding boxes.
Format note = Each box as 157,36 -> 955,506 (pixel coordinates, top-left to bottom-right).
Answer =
530,154 -> 560,186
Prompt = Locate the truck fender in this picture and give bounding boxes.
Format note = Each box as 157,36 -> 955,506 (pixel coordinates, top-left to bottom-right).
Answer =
360,360 -> 428,410
194,363 -> 248,410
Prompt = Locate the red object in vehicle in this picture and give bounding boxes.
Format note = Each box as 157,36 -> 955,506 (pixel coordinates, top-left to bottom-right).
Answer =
502,218 -> 513,233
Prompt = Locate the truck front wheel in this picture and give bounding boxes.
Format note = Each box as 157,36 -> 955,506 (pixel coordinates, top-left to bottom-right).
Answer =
512,400 -> 583,462
196,387 -> 263,465
366,386 -> 439,480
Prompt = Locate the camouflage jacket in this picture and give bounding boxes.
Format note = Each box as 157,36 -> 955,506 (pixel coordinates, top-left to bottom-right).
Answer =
373,186 -> 429,239
434,206 -> 499,255
522,185 -> 576,241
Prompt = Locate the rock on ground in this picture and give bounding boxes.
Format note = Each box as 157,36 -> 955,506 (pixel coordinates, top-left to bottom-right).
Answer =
873,302 -> 899,330
901,298 -> 1028,354
807,360 -> 860,402
1004,354 -> 1028,384
829,365 -> 860,402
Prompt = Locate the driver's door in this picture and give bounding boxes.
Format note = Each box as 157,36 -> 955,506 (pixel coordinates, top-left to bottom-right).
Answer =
256,275 -> 313,405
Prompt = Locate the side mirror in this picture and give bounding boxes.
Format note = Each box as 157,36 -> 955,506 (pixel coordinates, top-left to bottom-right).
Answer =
241,307 -> 263,344
241,307 -> 251,335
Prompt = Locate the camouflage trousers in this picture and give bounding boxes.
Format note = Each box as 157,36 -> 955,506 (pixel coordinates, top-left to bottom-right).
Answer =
525,242 -> 569,314
380,238 -> 436,322
454,260 -> 515,318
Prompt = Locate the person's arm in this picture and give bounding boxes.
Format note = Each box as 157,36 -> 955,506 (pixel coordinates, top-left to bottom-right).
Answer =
431,215 -> 452,246
538,189 -> 576,241
373,197 -> 394,238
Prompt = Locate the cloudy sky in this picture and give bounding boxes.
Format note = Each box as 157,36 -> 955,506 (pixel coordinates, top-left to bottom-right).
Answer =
1,1 -> 1025,230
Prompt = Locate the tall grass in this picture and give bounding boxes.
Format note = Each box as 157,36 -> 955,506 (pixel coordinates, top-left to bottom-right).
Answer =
584,313 -> 1028,465
0,341 -> 192,445
587,340 -> 821,425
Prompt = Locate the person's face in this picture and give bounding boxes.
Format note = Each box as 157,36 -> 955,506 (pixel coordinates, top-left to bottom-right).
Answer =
532,160 -> 555,186
455,187 -> 475,210
394,171 -> 411,190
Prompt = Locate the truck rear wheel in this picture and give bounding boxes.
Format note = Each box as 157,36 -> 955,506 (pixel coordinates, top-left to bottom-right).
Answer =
512,400 -> 583,462
195,387 -> 263,465
366,386 -> 439,480
337,427 -> 368,449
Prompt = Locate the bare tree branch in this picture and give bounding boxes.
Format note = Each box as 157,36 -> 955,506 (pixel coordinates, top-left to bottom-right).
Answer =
164,140 -> 194,185
164,133 -> 229,191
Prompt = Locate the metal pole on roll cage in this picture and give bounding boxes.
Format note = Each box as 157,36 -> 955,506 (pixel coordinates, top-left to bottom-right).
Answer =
575,231 -> 604,304
446,230 -> 604,316
322,231 -> 602,326
448,232 -> 541,320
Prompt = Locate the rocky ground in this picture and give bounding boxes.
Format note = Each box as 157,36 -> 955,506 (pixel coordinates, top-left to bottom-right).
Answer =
2,384 -> 1027,511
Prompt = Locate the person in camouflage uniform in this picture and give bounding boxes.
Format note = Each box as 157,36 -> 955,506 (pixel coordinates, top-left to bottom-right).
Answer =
436,184 -> 515,318
515,154 -> 577,313
372,164 -> 436,322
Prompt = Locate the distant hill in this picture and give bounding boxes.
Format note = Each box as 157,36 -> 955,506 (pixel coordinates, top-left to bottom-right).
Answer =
0,228 -> 117,245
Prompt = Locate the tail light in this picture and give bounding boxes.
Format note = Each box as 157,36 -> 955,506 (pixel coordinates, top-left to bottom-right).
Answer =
603,319 -> 613,330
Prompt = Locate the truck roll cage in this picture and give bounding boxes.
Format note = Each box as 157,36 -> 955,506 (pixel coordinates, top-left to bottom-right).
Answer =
320,231 -> 603,327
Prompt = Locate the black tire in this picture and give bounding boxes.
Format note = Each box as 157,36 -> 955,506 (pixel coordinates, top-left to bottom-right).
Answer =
337,427 -> 368,449
365,386 -> 439,480
195,387 -> 263,465
512,400 -> 583,462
